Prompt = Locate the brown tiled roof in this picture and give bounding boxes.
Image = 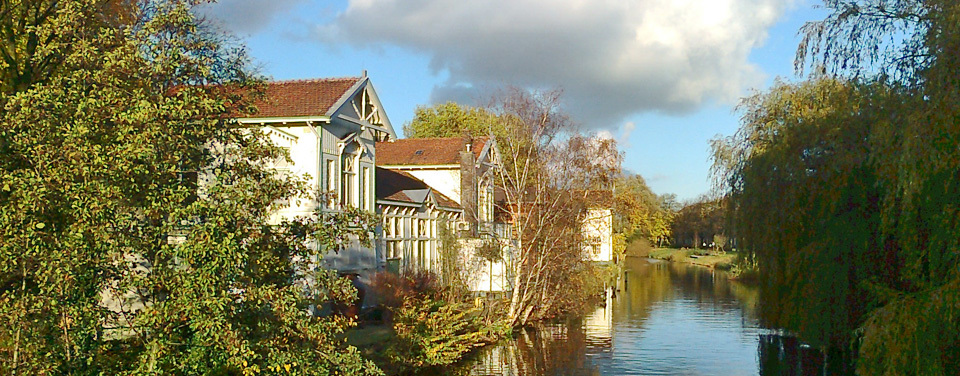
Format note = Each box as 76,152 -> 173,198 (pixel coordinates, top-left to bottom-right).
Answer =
580,190 -> 614,207
249,77 -> 361,118
376,168 -> 461,210
376,137 -> 488,166
433,191 -> 460,209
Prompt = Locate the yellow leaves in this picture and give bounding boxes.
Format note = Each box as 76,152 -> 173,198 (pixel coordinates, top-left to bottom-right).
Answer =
265,363 -> 295,373
35,222 -> 45,229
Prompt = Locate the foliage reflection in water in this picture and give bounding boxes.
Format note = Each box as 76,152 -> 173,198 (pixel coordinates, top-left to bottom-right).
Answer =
437,258 -> 852,375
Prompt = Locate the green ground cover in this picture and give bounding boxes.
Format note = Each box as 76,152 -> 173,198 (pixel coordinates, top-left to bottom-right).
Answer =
646,248 -> 737,271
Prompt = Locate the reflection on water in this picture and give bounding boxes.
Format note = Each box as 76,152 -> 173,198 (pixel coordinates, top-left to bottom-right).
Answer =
445,258 -> 850,375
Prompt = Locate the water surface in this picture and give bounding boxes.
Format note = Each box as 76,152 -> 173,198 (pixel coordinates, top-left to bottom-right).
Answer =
446,257 -> 845,375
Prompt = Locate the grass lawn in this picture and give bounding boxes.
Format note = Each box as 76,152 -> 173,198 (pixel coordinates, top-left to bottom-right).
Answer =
646,247 -> 737,270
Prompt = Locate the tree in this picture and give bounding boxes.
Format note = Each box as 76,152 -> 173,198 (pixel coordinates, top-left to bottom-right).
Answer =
402,102 -> 502,139
0,0 -> 137,95
0,1 -> 380,374
613,175 -> 675,248
670,195 -> 725,249
712,76 -> 924,371
790,1 -> 960,373
710,1 -> 960,373
488,88 -> 622,327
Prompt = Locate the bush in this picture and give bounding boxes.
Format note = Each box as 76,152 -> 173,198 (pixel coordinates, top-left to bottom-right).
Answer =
387,297 -> 506,368
370,270 -> 441,309
624,238 -> 653,257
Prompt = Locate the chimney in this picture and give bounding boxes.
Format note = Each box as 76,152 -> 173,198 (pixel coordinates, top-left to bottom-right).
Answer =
460,143 -> 478,238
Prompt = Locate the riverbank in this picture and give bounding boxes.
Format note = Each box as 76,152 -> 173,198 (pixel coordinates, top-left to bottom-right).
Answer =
641,247 -> 760,283
346,262 -> 620,375
646,247 -> 737,270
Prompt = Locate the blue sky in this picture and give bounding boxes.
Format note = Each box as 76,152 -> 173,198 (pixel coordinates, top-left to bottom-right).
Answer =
205,0 -> 828,202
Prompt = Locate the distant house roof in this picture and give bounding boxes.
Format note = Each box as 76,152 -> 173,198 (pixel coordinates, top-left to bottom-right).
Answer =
376,137 -> 489,166
582,190 -> 614,207
376,167 -> 461,210
250,77 -> 361,118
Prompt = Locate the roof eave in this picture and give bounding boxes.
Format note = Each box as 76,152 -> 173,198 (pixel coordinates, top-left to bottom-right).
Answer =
377,199 -> 422,208
377,164 -> 460,169
236,116 -> 332,125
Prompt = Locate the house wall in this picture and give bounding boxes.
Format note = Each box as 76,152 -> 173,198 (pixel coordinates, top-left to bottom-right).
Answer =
255,120 -> 382,305
582,208 -> 613,262
459,238 -> 510,292
265,125 -> 320,222
403,169 -> 462,203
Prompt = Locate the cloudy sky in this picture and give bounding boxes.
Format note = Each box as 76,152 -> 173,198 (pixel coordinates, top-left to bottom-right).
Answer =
203,0 -> 827,202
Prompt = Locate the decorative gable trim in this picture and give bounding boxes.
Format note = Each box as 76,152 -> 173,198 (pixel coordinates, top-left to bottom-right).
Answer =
327,75 -> 397,141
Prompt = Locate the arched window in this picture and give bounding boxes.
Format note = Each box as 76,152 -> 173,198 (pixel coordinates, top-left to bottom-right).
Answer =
341,142 -> 359,208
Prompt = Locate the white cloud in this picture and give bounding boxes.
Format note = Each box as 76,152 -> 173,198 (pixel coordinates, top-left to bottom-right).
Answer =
619,121 -> 636,145
320,0 -> 793,129
199,0 -> 309,35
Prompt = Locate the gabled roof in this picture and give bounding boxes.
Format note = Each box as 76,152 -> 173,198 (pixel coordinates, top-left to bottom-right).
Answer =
252,77 -> 361,118
376,167 -> 461,210
377,137 -> 489,166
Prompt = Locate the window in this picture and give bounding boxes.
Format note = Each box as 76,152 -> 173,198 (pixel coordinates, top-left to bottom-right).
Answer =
326,159 -> 337,207
417,240 -> 427,270
387,241 -> 400,259
341,152 -> 356,208
587,237 -> 602,255
360,166 -> 370,210
274,147 -> 292,170
477,176 -> 494,223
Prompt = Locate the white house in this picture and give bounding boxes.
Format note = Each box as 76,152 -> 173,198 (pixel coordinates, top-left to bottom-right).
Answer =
376,167 -> 461,274
235,73 -> 397,284
376,136 -> 512,292
582,207 -> 614,262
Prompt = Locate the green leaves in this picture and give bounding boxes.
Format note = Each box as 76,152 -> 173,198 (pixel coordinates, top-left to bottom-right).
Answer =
402,102 -> 502,139
718,1 -> 960,372
0,1 -> 380,374
387,296 -> 502,369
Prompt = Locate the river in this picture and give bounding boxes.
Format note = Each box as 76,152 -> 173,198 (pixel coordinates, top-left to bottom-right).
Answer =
441,257 -> 852,375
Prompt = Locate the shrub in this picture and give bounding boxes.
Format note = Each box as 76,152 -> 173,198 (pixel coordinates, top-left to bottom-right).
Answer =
624,238 -> 653,257
387,297 -> 506,368
370,270 -> 441,309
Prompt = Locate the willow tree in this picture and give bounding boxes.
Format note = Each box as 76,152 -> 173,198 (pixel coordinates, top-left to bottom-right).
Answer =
713,78 -> 904,350
798,1 -> 960,373
0,1 -> 379,374
795,1 -> 960,373
716,0 -> 960,373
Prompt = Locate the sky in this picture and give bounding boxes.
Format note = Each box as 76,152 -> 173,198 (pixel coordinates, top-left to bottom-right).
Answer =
201,0 -> 829,202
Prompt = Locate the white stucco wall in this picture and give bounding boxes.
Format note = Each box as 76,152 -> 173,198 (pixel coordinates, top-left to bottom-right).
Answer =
403,169 -> 462,204
582,208 -> 613,262
459,238 -> 509,292
265,125 -> 320,222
